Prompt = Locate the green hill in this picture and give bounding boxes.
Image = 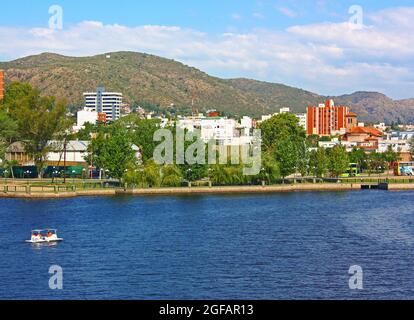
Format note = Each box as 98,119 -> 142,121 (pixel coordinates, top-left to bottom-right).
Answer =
1,51 -> 413,123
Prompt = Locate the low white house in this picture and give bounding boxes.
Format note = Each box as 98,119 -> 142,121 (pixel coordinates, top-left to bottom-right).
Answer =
5,140 -> 141,167
318,139 -> 358,152
46,141 -> 89,165
378,140 -> 411,153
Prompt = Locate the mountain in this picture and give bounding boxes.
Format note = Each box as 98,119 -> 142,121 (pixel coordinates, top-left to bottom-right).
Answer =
1,51 -> 413,123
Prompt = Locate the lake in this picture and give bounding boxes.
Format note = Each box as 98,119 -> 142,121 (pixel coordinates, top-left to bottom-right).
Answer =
1,190 -> 414,300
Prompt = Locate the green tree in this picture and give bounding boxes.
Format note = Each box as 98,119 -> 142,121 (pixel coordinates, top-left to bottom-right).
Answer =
309,148 -> 328,178
297,141 -> 310,177
382,146 -> 400,174
161,164 -> 183,187
260,113 -> 306,179
2,82 -> 33,112
306,134 -> 320,148
76,122 -> 97,140
182,164 -> 208,182
274,139 -> 299,179
6,83 -> 71,177
256,152 -> 280,184
259,113 -> 306,151
367,151 -> 385,175
209,163 -> 245,186
1,160 -> 18,179
116,114 -> 161,162
177,128 -> 208,182
0,110 -> 18,162
209,164 -> 228,185
349,148 -> 368,171
124,160 -> 161,188
87,126 -> 137,180
327,146 -> 349,177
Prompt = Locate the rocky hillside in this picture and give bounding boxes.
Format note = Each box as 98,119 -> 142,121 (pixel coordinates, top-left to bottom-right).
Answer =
1,51 -> 413,123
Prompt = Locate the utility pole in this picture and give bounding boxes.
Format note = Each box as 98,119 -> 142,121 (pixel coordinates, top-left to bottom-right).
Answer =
63,137 -> 67,184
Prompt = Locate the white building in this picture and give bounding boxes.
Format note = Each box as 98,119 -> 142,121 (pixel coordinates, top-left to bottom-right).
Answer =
295,113 -> 307,130
378,140 -> 411,153
84,87 -> 122,121
73,108 -> 98,132
46,141 -> 90,165
379,131 -> 414,154
177,115 -> 205,132
200,118 -> 238,145
176,115 -> 254,146
239,116 -> 253,136
374,123 -> 388,132
387,131 -> 414,141
318,139 -> 358,152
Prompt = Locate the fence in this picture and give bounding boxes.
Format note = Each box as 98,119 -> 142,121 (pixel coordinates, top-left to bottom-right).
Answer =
2,180 -> 121,194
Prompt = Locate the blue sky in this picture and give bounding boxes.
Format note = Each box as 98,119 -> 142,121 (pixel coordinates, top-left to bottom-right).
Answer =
2,0 -> 408,31
1,1 -> 414,98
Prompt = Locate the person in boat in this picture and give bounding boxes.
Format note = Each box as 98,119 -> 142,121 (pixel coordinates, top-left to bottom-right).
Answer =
32,232 -> 41,241
47,231 -> 53,238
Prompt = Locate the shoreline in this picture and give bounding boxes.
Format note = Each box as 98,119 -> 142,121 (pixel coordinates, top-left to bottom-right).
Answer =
1,183 -> 413,199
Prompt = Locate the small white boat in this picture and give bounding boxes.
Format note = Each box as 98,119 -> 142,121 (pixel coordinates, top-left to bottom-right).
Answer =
26,229 -> 63,244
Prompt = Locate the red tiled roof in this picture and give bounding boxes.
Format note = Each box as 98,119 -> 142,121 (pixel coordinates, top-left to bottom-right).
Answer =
347,127 -> 383,136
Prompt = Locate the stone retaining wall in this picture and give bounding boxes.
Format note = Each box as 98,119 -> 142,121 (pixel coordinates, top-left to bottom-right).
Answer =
2,183 -> 414,199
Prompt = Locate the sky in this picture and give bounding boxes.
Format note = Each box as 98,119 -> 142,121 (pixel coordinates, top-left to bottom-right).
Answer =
1,0 -> 414,99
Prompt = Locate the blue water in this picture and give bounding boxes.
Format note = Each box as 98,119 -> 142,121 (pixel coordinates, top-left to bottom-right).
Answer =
1,191 -> 414,300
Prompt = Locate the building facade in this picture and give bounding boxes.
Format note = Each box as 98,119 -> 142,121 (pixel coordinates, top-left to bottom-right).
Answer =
341,127 -> 384,152
72,108 -> 98,132
84,87 -> 122,122
5,140 -> 141,167
307,99 -> 355,136
295,113 -> 307,130
177,115 -> 254,146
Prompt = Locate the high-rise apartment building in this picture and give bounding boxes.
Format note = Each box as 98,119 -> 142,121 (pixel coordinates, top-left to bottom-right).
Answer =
307,99 -> 356,136
83,87 -> 122,122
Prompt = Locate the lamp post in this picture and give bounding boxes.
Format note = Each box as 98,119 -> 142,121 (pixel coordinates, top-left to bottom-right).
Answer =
63,137 -> 68,184
187,168 -> 192,187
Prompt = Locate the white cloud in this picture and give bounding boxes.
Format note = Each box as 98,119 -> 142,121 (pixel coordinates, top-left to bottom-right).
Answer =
1,7 -> 414,99
277,7 -> 298,18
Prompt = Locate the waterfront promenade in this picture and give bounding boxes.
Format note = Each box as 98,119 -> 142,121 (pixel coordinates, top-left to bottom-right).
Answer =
1,180 -> 414,198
